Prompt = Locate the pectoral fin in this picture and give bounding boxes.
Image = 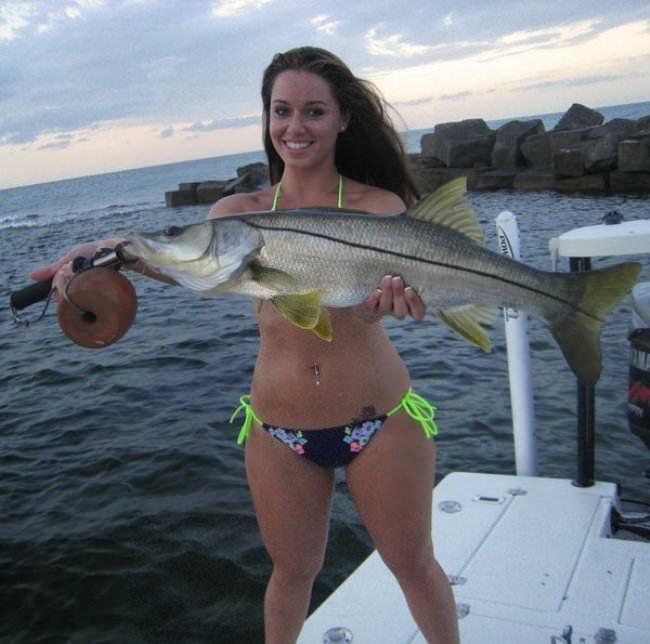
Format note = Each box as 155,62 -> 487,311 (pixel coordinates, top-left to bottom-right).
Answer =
272,292 -> 333,342
438,305 -> 495,351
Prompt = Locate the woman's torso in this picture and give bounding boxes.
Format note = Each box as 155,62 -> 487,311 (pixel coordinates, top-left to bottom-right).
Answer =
252,303 -> 410,428
211,177 -> 411,428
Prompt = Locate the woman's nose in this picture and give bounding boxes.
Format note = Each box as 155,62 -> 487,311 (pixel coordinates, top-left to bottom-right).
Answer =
286,114 -> 306,133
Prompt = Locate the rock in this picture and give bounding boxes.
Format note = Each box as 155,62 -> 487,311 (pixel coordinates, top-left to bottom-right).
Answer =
554,148 -> 584,177
586,118 -> 637,141
618,138 -> 650,172
178,182 -> 201,195
409,153 -> 446,169
557,174 -> 608,193
196,180 -> 227,204
554,103 -> 604,131
421,119 -> 495,168
550,130 -> 618,176
637,115 -> 650,130
610,170 -> 650,193
520,133 -> 553,168
582,134 -> 619,173
236,162 -> 269,190
491,119 -> 545,169
513,169 -> 557,191
165,189 -> 197,207
472,169 -> 516,190
412,167 -> 472,194
222,174 -> 250,196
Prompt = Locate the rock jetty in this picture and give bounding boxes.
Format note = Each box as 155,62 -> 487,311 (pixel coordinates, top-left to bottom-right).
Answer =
413,103 -> 650,194
165,162 -> 269,207
164,104 -> 649,205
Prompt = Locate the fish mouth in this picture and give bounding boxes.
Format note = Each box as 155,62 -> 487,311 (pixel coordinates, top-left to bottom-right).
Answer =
116,237 -> 142,263
119,234 -> 169,266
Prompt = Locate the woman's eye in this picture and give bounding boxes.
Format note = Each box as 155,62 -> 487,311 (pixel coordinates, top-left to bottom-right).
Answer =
307,108 -> 324,118
274,107 -> 288,117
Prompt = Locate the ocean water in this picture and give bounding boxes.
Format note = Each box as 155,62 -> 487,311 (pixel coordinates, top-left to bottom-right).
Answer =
2,102 -> 650,643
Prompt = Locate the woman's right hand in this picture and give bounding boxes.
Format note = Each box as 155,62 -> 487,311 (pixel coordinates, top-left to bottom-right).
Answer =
30,239 -> 119,301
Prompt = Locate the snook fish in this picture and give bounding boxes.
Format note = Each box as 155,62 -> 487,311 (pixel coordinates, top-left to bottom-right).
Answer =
122,178 -> 641,385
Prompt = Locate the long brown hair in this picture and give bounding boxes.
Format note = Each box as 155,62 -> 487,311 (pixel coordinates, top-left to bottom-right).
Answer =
261,46 -> 419,205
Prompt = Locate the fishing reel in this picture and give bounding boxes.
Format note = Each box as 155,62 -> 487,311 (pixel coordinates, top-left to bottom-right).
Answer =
10,244 -> 138,349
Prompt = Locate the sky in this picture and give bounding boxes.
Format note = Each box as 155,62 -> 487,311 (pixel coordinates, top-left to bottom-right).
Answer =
1,0 -> 649,189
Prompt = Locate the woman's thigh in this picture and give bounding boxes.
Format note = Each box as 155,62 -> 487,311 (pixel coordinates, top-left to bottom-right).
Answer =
345,413 -> 437,568
245,423 -> 336,573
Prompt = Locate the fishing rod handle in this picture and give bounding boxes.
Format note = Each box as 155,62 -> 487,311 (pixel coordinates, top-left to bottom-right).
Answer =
10,279 -> 53,311
9,246 -> 126,313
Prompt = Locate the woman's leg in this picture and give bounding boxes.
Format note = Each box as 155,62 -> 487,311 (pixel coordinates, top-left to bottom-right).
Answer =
245,423 -> 335,644
346,414 -> 459,644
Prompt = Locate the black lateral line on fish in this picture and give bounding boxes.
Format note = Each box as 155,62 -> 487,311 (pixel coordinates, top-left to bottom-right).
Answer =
248,221 -> 600,322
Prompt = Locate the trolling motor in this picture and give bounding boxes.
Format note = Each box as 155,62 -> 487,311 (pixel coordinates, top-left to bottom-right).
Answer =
10,244 -> 137,348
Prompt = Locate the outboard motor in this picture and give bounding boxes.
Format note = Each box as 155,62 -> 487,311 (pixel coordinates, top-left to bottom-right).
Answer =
628,283 -> 650,452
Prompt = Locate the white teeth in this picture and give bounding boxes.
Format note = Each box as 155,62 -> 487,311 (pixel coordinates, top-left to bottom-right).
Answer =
286,141 -> 311,149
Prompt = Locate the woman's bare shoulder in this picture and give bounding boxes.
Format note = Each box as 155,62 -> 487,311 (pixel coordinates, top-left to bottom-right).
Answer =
208,186 -> 275,219
343,179 -> 406,215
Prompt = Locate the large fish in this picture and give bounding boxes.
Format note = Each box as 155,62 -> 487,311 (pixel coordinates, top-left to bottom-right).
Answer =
121,178 -> 641,385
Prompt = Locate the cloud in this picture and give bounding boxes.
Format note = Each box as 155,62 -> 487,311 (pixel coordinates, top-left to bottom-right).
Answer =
311,14 -> 341,36
160,126 -> 175,139
183,115 -> 260,132
393,96 -> 433,107
39,140 -> 70,150
439,91 -> 472,101
498,19 -> 599,47
365,24 -> 435,57
211,0 -> 273,18
0,2 -> 35,41
442,13 -> 454,28
514,72 -> 641,92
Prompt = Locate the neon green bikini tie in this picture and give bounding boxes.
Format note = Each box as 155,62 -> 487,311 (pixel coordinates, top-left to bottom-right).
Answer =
230,395 -> 261,446
230,388 -> 437,445
271,175 -> 344,211
387,388 -> 438,438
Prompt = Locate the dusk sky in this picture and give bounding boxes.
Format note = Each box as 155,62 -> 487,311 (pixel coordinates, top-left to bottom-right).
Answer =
1,0 -> 649,188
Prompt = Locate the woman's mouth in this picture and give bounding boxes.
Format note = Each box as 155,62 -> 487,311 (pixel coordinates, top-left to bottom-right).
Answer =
284,141 -> 312,150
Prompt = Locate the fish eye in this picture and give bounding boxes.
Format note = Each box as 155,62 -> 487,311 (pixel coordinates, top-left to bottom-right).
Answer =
163,226 -> 184,237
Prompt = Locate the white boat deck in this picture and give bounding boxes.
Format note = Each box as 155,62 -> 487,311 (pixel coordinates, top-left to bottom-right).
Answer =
299,472 -> 650,643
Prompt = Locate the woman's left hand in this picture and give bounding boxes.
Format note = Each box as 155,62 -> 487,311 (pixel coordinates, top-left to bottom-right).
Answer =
359,275 -> 426,323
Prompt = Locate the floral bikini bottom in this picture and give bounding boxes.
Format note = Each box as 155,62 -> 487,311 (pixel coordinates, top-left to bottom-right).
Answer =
230,389 -> 437,469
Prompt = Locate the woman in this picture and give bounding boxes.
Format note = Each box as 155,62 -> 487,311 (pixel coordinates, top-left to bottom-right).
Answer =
31,47 -> 459,644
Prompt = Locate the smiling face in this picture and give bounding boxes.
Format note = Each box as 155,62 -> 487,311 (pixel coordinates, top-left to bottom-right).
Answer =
269,70 -> 347,173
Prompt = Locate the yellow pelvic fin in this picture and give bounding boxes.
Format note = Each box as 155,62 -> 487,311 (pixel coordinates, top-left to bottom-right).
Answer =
408,178 -> 485,244
438,304 -> 495,352
272,292 -> 332,341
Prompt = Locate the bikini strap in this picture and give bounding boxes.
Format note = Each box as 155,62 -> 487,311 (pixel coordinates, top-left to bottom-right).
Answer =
387,388 -> 438,438
271,183 -> 282,211
229,394 -> 262,445
270,175 -> 343,211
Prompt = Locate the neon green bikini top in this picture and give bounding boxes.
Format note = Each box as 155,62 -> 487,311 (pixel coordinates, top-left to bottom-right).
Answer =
271,175 -> 344,211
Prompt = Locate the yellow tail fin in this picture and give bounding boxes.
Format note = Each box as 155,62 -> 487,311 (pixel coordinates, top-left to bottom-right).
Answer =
551,262 -> 641,385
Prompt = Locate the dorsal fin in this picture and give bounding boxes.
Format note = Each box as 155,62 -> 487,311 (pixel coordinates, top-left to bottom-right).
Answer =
408,177 -> 484,244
